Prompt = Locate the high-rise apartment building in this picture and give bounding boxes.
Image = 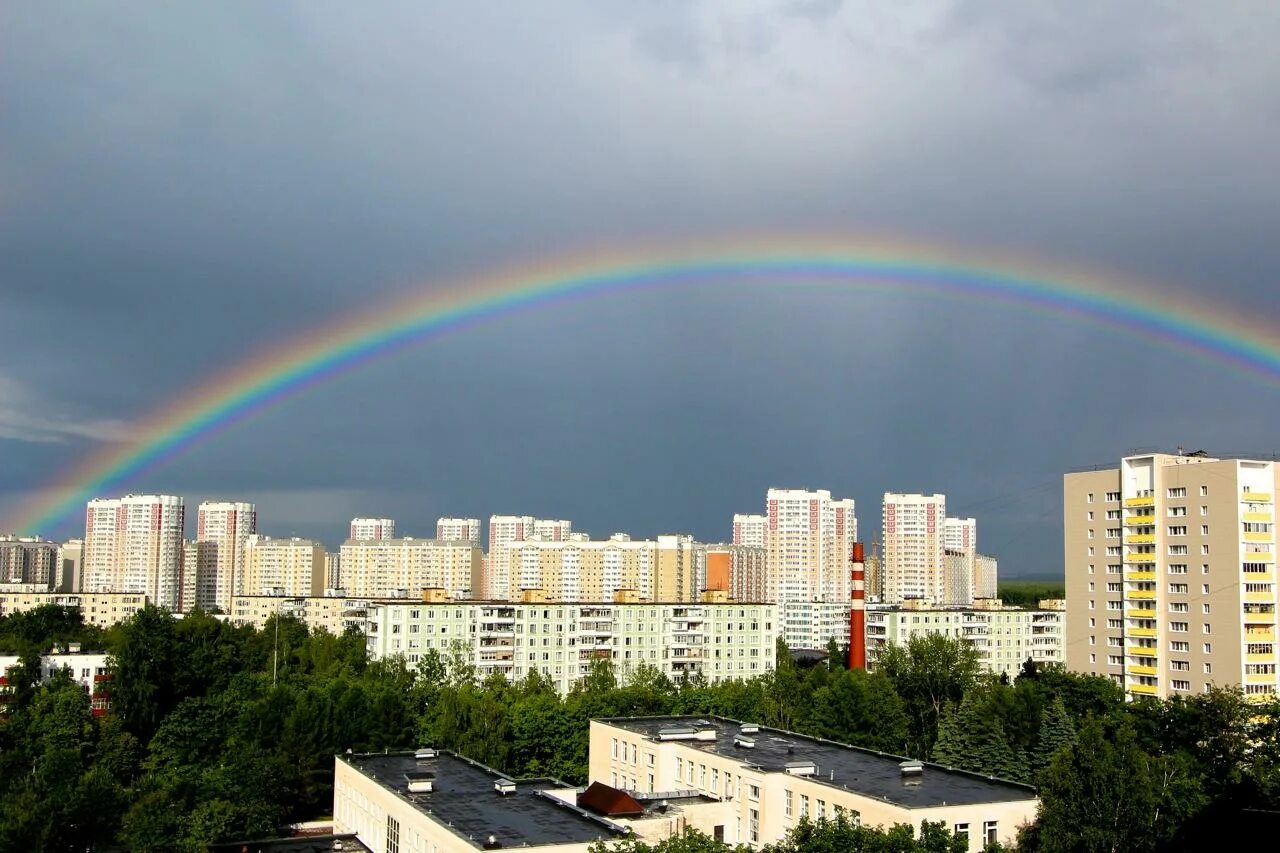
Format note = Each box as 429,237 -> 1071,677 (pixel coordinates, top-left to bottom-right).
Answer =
763,489 -> 856,605
436,517 -> 481,545
339,538 -> 482,599
484,516 -> 573,600
83,495 -> 185,610
179,540 -> 216,613
507,535 -> 701,603
732,513 -> 767,548
881,493 -> 946,604
942,517 -> 977,605
975,553 -> 998,599
195,501 -> 256,611
705,544 -> 767,603
242,535 -> 326,597
1065,452 -> 1279,702
325,551 -> 342,591
349,518 -> 395,541
0,536 -> 58,588
56,540 -> 84,593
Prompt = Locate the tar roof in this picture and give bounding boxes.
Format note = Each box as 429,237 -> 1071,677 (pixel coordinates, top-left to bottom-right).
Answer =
600,716 -> 1036,809
343,751 -> 625,849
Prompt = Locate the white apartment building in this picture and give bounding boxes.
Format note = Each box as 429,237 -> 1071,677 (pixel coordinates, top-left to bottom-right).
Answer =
781,601 -> 852,652
882,494 -> 946,605
0,591 -> 148,628
349,517 -> 395,541
436,517 -> 481,545
180,540 -> 216,613
485,516 -> 573,599
364,598 -> 778,693
974,554 -> 998,600
0,651 -> 109,693
732,513 -> 767,548
339,538 -> 482,599
866,600 -> 1065,679
763,489 -> 856,605
195,501 -> 256,611
242,535 -> 326,597
224,594 -> 373,636
84,495 -> 185,610
1065,452 -> 1279,702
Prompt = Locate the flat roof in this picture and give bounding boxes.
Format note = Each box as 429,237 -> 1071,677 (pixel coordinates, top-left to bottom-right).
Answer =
598,716 -> 1036,809
342,751 -> 626,849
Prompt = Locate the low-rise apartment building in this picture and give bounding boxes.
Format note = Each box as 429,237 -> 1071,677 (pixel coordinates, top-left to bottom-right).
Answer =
780,600 -> 851,651
363,597 -> 778,693
866,600 -> 1064,679
223,594 -> 375,636
0,591 -> 149,627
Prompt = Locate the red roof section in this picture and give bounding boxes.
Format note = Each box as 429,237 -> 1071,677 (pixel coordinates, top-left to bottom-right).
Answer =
577,782 -> 645,817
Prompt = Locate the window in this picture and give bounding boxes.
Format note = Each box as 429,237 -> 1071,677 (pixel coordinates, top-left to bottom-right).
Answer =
1204,663 -> 1212,674
1088,529 -> 1095,539
1168,487 -> 1187,498
1168,526 -> 1187,536
748,784 -> 759,801
1107,528 -> 1121,539
1201,505 -> 1208,515
1204,642 -> 1212,653
1169,603 -> 1188,613
1201,525 -> 1210,536
1169,583 -> 1188,594
954,823 -> 970,843
612,739 -> 619,759
985,821 -> 999,844
1168,506 -> 1187,517
386,815 -> 400,853
1106,491 -> 1121,502
800,795 -> 809,818
816,799 -> 826,820
749,808 -> 759,843
1170,660 -> 1189,671
1169,545 -> 1188,555
1203,623 -> 1212,634
1170,641 -> 1189,652
785,789 -> 793,818
1087,511 -> 1094,520
1202,544 -> 1211,555
1169,564 -> 1188,574
1202,584 -> 1211,594
1200,485 -> 1208,496
1088,493 -> 1095,503
1170,622 -> 1188,632
1172,680 -> 1191,691
1202,604 -> 1211,614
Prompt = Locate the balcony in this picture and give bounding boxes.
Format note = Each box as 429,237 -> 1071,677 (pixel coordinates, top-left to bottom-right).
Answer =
1127,647 -> 1157,659
1244,512 -> 1273,523
1247,653 -> 1275,663
1130,627 -> 1157,638
1128,664 -> 1157,676
1245,590 -> 1276,603
1242,492 -> 1272,503
1127,609 -> 1156,620
1126,514 -> 1156,525
1244,532 -> 1274,543
1126,589 -> 1156,600
1126,495 -> 1156,507
1129,682 -> 1158,696
1125,553 -> 1157,564
1126,570 -> 1156,581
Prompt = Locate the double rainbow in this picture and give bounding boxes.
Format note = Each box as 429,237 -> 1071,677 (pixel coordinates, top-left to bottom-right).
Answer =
8,237 -> 1279,536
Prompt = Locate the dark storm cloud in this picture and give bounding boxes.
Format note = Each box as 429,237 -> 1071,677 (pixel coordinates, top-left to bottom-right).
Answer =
1,1 -> 1278,569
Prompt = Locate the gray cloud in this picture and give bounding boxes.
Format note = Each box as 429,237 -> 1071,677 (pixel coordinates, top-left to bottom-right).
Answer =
0,1 -> 1277,568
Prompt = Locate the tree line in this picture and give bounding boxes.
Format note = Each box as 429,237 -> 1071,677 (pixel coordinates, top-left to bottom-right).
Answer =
1,604 -> 1278,851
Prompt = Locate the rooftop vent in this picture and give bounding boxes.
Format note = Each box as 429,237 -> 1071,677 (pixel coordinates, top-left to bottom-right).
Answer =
405,770 -> 435,794
693,728 -> 717,742
495,778 -> 517,796
900,760 -> 924,785
733,735 -> 755,749
785,761 -> 817,776
657,726 -> 699,741
739,723 -> 759,735
415,747 -> 437,761
483,835 -> 502,849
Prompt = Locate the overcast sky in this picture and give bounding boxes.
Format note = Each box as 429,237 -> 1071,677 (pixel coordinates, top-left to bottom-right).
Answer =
2,2 -> 1278,575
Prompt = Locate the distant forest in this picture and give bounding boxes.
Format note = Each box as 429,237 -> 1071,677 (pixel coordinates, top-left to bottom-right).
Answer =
2,605 -> 1278,851
996,580 -> 1065,607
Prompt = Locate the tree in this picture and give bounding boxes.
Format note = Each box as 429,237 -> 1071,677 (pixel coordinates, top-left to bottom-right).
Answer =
1034,718 -> 1205,852
932,689 -> 1029,783
107,606 -> 181,741
807,669 -> 910,754
1031,696 -> 1075,777
875,634 -> 980,756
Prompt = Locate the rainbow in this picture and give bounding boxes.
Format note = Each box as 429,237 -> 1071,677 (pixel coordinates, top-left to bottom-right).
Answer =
7,236 -> 1280,536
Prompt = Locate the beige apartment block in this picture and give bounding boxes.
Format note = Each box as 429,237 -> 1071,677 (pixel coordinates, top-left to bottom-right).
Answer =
706,543 -> 767,603
505,535 -> 704,603
591,718 -> 1038,851
224,594 -> 373,635
882,493 -> 946,604
84,495 -> 185,610
339,538 -> 482,599
195,501 -> 256,611
1065,452 -> 1279,702
242,535 -> 326,597
0,591 -> 148,628
764,489 -> 857,605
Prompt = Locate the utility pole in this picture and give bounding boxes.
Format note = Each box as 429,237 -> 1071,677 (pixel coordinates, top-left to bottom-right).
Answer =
273,611 -> 279,687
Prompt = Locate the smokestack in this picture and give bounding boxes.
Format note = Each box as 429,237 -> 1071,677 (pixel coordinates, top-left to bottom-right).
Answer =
849,542 -> 866,670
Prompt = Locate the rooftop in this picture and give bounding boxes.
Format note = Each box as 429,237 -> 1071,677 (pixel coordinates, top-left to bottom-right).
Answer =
207,833 -> 371,852
341,751 -> 626,849
599,716 -> 1036,809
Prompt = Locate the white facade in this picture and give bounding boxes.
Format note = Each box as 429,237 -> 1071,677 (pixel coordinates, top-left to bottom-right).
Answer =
782,600 -> 852,651
763,489 -> 856,606
974,554 -> 998,599
0,651 -> 110,692
349,518 -> 395,541
732,513 -> 767,548
882,493 -> 946,604
84,495 -> 185,610
436,517 -> 481,545
942,517 -> 977,605
866,601 -> 1064,679
0,591 -> 148,627
195,501 -> 257,611
339,538 -> 482,599
364,600 -> 778,693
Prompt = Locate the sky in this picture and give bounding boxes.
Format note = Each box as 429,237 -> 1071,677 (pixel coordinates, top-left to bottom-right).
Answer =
2,1 -> 1278,576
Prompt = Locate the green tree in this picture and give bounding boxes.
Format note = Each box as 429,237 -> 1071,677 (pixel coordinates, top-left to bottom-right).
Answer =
932,689 -> 1029,783
1031,696 -> 1076,777
875,634 -> 980,756
807,669 -> 910,754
